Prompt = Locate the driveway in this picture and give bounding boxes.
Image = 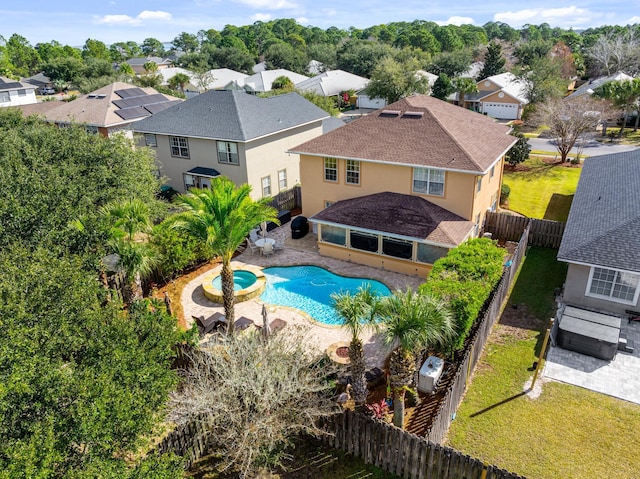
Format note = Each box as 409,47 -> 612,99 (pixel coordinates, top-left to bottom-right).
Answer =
528,137 -> 638,157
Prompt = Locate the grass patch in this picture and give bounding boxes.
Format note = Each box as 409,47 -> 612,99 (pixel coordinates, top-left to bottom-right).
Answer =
503,158 -> 581,221
187,436 -> 399,478
445,247 -> 640,479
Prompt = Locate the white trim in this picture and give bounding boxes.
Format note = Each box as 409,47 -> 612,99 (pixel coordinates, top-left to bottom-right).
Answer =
585,265 -> 640,306
559,259 -> 640,276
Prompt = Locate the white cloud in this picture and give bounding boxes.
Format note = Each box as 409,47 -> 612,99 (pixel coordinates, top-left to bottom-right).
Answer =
296,16 -> 309,24
435,16 -> 475,26
138,11 -> 173,21
626,16 -> 640,24
95,10 -> 172,26
494,6 -> 594,28
233,0 -> 298,9
251,13 -> 272,21
320,8 -> 337,17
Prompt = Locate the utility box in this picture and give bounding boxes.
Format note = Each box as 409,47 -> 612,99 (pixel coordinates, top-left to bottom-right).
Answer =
418,356 -> 444,394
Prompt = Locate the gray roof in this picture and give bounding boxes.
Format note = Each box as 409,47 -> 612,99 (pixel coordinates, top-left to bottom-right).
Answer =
132,90 -> 329,141
557,149 -> 640,272
565,72 -> 633,101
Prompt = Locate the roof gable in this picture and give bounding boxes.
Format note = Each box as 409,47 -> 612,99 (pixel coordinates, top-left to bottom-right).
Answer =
565,72 -> 634,100
558,150 -> 640,272
132,90 -> 328,141
290,95 -> 516,173
295,70 -> 369,97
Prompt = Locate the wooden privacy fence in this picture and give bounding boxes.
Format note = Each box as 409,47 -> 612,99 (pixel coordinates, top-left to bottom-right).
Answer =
269,185 -> 301,212
422,223 -> 531,444
483,212 -> 564,249
154,413 -> 212,470
321,410 -> 525,479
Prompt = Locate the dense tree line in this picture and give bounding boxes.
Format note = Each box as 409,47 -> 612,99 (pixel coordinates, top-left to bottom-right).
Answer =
1,21 -> 638,90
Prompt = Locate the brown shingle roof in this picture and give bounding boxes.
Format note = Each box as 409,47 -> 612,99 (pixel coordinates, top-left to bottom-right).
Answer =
311,192 -> 474,246
290,95 -> 516,173
37,82 -> 181,128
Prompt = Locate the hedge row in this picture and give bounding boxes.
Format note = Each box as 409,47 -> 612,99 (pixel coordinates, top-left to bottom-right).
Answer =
420,238 -> 505,352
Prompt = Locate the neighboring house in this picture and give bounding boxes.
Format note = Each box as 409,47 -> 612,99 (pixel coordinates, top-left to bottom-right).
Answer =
132,90 -> 329,199
229,69 -> 309,93
0,77 -> 37,107
25,82 -> 181,137
356,70 -> 437,110
22,72 -> 54,90
564,72 -> 633,101
451,72 -> 528,120
296,70 -> 369,98
289,95 -> 516,276
126,57 -> 173,74
557,150 -> 640,316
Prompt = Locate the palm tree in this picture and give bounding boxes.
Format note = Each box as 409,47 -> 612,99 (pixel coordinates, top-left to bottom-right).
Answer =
331,284 -> 381,407
595,78 -> 640,137
100,199 -> 157,302
168,72 -> 191,92
452,77 -> 478,110
379,290 -> 454,429
172,177 -> 278,333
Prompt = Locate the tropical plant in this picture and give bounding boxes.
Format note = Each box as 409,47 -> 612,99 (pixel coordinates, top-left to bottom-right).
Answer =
168,72 -> 191,92
367,57 -> 431,104
366,399 -> 390,420
171,178 -> 278,332
378,290 -> 454,428
452,76 -> 478,109
100,198 -> 158,302
331,284 -> 381,407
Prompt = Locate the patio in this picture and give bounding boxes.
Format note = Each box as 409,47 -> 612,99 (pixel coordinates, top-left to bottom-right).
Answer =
181,219 -> 425,369
544,318 -> 640,405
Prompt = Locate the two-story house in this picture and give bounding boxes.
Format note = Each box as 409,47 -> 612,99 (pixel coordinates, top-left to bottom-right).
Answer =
289,95 -> 516,276
132,90 -> 330,199
0,77 -> 37,107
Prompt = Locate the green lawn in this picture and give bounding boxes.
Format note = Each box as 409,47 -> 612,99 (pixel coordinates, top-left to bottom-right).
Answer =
446,247 -> 640,479
503,158 -> 581,221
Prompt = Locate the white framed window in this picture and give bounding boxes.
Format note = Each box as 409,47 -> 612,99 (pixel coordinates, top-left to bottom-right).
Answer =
278,169 -> 287,190
324,158 -> 337,182
144,133 -> 157,147
170,136 -> 189,158
477,176 -> 483,193
217,141 -> 238,165
490,165 -> 495,178
17,89 -> 26,97
413,168 -> 445,196
0,92 -> 10,103
346,160 -> 360,185
586,267 -> 640,304
261,175 -> 271,197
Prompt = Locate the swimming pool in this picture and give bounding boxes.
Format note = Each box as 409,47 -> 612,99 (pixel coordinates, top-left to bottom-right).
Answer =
259,265 -> 391,325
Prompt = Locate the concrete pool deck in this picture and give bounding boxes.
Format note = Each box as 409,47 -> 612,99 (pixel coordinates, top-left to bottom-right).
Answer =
181,221 -> 425,369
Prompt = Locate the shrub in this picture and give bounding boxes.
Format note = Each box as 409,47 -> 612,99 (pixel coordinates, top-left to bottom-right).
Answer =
420,238 -> 505,352
366,399 -> 390,419
500,183 -> 511,204
151,219 -> 212,280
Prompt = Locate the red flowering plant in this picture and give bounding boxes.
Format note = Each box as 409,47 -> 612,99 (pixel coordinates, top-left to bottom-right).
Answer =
365,399 -> 390,420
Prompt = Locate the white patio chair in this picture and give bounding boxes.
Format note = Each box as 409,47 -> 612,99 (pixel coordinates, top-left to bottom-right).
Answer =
273,239 -> 285,251
249,229 -> 260,243
261,242 -> 274,256
246,239 -> 260,255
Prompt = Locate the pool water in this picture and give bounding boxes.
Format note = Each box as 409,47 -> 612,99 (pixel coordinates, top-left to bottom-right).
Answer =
212,270 -> 258,291
259,265 -> 391,325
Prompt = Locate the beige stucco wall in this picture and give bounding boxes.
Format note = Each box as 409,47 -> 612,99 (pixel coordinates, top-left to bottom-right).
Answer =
471,157 -> 503,230
477,79 -> 500,93
318,242 -> 432,278
562,263 -> 639,315
245,122 -> 323,199
149,134 -> 249,193
144,120 -> 323,199
481,91 -> 521,105
300,154 -> 501,223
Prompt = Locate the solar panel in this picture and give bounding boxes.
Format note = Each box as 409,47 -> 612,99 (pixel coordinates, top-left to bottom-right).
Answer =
114,87 -> 146,99
114,107 -> 150,120
0,81 -> 23,90
144,100 -> 181,114
113,93 -> 167,109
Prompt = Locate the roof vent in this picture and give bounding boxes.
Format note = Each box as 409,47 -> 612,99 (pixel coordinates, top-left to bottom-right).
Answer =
96,94 -> 107,99
87,94 -> 97,98
380,110 -> 401,117
402,111 -> 424,119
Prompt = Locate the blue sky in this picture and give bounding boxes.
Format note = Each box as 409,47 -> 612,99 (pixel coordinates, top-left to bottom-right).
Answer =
1,1 -> 638,47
